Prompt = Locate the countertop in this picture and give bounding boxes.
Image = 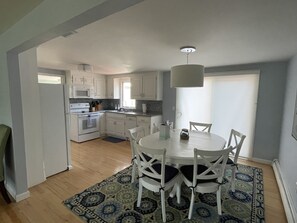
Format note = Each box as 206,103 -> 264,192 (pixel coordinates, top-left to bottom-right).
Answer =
99,110 -> 162,117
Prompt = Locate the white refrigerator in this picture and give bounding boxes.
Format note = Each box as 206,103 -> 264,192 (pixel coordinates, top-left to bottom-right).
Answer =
39,84 -> 71,177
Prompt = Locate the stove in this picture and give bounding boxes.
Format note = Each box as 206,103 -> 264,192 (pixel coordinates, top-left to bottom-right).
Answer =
69,103 -> 100,142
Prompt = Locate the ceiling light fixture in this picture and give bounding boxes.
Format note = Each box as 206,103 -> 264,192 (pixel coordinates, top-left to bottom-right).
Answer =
170,46 -> 204,88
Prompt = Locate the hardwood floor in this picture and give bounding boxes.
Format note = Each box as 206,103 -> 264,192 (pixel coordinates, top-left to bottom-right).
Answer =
0,138 -> 287,222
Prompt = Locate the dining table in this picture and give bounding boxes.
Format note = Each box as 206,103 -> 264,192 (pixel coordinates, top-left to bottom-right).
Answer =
139,128 -> 226,165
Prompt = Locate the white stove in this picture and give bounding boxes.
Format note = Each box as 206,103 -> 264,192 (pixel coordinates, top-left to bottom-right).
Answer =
70,103 -> 100,142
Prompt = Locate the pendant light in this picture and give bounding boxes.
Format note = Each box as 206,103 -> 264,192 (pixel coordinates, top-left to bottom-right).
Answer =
170,46 -> 204,87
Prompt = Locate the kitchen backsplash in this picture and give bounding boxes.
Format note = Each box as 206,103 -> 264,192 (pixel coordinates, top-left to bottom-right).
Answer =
69,98 -> 162,113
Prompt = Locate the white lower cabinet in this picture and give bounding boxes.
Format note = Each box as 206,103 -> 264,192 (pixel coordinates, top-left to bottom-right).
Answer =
125,116 -> 137,137
99,112 -> 106,135
106,113 -> 126,138
106,113 -> 162,138
136,115 -> 162,136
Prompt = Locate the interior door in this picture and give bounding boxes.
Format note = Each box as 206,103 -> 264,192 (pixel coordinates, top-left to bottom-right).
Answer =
39,84 -> 68,177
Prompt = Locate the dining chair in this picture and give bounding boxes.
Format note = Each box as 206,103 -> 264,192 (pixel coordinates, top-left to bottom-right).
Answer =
127,126 -> 146,183
134,142 -> 181,223
225,129 -> 246,192
189,121 -> 212,133
0,124 -> 11,204
180,146 -> 234,219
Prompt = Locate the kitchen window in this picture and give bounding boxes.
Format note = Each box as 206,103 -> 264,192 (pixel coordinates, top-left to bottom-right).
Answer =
120,78 -> 135,109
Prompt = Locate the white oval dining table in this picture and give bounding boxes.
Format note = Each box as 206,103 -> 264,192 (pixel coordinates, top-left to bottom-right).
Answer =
139,129 -> 226,165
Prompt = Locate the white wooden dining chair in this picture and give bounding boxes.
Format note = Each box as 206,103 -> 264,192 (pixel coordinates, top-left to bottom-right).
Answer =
134,142 -> 181,223
180,146 -> 234,219
189,121 -> 212,133
127,126 -> 146,183
225,129 -> 246,192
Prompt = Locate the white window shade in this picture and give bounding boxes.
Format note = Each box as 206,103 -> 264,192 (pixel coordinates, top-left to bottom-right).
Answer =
176,73 -> 259,158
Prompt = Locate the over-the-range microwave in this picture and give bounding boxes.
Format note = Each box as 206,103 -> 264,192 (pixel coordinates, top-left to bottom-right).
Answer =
70,85 -> 94,98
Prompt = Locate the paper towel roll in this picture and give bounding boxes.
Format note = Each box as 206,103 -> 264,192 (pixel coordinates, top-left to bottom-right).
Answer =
142,104 -> 147,113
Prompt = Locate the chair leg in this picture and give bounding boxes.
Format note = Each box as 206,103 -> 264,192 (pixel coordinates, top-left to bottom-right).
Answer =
131,162 -> 136,183
137,181 -> 143,207
217,186 -> 222,215
160,190 -> 166,223
176,182 -> 181,204
0,181 -> 11,204
231,166 -> 236,192
188,189 -> 195,219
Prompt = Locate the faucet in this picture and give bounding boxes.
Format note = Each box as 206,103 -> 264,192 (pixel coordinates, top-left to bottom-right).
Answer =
118,107 -> 125,112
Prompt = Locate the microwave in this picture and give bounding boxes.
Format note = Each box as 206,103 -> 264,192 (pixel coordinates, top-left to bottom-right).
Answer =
71,85 -> 94,98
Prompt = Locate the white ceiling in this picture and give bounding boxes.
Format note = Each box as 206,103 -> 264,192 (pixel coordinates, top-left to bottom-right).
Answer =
37,0 -> 297,74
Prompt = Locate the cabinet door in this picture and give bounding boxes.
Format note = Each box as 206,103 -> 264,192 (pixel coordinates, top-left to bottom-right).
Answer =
114,119 -> 125,137
106,77 -> 114,98
106,118 -> 115,134
142,74 -> 156,99
137,116 -> 151,136
125,116 -> 137,137
72,73 -> 85,85
94,77 -> 106,98
99,113 -> 106,134
83,75 -> 94,86
131,76 -> 143,99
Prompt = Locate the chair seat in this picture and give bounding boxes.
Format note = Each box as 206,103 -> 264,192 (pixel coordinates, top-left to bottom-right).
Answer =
141,153 -> 152,162
227,157 -> 234,165
145,163 -> 179,183
180,164 -> 217,184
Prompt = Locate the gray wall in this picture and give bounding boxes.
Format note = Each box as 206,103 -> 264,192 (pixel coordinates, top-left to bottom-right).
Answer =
279,55 -> 297,216
162,61 -> 288,161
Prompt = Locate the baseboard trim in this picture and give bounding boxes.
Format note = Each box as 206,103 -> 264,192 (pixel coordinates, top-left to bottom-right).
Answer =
272,159 -> 296,223
5,182 -> 30,202
239,156 -> 272,165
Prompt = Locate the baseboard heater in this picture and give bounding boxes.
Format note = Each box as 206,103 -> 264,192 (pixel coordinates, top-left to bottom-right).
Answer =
272,159 -> 296,223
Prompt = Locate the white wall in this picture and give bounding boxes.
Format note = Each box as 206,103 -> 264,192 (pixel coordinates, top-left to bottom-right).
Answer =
279,54 -> 297,217
19,48 -> 45,187
0,0 -> 143,200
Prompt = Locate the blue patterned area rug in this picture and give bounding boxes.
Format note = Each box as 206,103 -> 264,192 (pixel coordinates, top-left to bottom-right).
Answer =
64,164 -> 264,222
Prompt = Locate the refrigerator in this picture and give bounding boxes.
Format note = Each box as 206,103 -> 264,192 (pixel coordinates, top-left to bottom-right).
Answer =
39,84 -> 71,177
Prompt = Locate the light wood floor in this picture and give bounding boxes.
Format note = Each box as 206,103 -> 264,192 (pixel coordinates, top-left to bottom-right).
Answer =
0,138 -> 287,222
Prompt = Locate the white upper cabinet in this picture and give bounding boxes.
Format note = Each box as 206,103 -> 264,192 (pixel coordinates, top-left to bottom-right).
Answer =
131,71 -> 163,100
66,70 -> 94,86
106,76 -> 120,99
93,74 -> 106,98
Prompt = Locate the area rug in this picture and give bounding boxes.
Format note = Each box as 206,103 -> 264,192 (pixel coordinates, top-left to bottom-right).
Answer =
64,164 -> 265,222
103,137 -> 126,143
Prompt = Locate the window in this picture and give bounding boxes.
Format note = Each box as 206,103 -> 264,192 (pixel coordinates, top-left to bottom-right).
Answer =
38,73 -> 64,84
176,72 -> 259,158
121,78 -> 135,108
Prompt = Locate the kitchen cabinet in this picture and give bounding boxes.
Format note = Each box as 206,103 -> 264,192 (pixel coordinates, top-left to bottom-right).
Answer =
125,116 -> 137,137
94,74 -> 106,98
106,113 -> 126,138
99,112 -> 106,135
136,115 -> 162,136
66,70 -> 94,86
131,71 -> 163,100
106,76 -> 120,99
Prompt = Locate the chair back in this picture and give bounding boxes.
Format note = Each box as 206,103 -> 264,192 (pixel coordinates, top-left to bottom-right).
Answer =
0,125 -> 11,181
134,142 -> 166,186
189,121 -> 212,133
227,129 -> 246,163
127,126 -> 145,159
193,146 -> 233,184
